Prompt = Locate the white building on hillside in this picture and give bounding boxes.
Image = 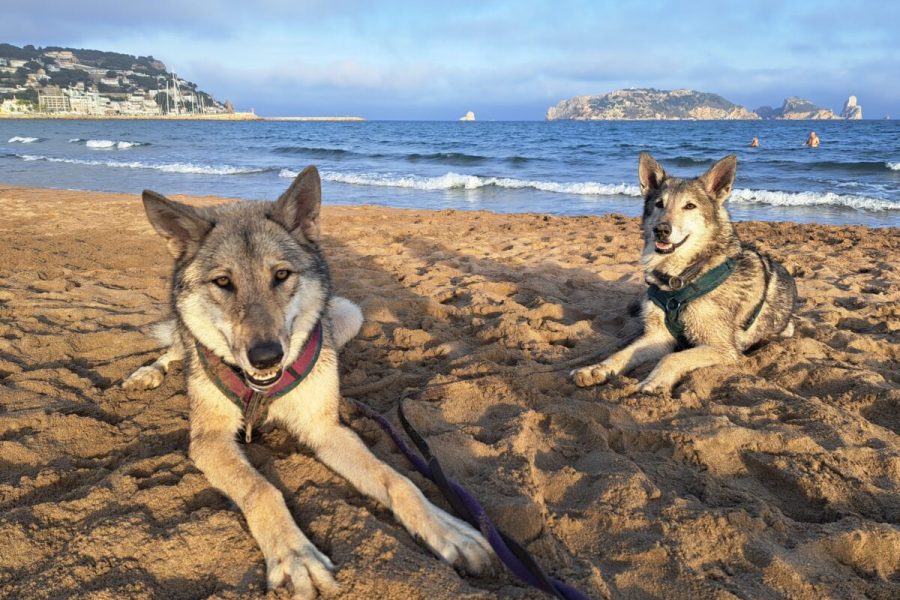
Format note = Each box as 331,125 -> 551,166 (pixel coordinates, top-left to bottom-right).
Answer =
44,50 -> 76,68
38,88 -> 71,112
65,89 -> 101,115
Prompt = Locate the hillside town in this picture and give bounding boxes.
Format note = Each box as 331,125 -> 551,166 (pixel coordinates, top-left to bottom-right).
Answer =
0,44 -> 234,117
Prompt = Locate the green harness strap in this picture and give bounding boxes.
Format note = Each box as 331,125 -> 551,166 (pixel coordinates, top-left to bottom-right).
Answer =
647,258 -> 737,349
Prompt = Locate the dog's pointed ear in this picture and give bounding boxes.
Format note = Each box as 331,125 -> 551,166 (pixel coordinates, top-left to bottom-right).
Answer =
142,190 -> 213,258
273,165 -> 321,242
700,155 -> 737,203
638,152 -> 666,199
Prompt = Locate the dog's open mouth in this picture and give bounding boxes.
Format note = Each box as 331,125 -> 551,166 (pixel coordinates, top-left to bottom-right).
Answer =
244,368 -> 284,389
655,235 -> 689,254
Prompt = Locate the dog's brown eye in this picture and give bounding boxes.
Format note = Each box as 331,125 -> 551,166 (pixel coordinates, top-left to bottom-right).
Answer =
274,269 -> 290,283
655,199 -> 664,208
213,276 -> 232,289
684,202 -> 697,210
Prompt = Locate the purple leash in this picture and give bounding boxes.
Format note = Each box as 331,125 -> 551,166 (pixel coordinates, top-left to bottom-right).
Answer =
351,398 -> 592,600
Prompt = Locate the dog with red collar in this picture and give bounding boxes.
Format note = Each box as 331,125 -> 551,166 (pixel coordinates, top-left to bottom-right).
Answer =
124,166 -> 491,598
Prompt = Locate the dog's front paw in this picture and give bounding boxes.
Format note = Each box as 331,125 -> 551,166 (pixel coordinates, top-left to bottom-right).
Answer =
267,542 -> 339,600
419,503 -> 493,575
571,364 -> 614,387
122,365 -> 165,391
637,376 -> 671,395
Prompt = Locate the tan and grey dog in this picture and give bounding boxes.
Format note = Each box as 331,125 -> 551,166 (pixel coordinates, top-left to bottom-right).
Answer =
123,167 -> 491,598
572,153 -> 797,392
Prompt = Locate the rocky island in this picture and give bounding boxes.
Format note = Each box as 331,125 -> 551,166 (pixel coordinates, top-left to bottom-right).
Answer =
546,88 -> 863,121
841,95 -> 863,119
546,88 -> 758,120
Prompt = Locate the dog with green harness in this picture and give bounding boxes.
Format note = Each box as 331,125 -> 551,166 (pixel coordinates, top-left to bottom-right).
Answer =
572,153 -> 797,393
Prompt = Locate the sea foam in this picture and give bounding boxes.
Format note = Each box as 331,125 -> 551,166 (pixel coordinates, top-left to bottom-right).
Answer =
729,188 -> 899,212
8,136 -> 40,143
84,139 -> 145,149
279,169 -> 642,196
277,168 -> 899,212
16,154 -> 268,175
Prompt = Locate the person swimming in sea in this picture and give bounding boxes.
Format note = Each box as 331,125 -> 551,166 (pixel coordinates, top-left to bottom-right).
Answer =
805,131 -> 820,147
750,137 -> 759,147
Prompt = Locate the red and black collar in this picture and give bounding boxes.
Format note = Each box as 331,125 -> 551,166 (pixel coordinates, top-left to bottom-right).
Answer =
197,321 -> 323,442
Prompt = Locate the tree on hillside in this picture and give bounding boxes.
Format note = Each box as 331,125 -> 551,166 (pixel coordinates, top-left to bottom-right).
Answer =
0,44 -> 40,59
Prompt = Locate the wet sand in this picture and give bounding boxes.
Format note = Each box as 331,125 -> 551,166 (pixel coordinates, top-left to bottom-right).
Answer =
0,185 -> 897,599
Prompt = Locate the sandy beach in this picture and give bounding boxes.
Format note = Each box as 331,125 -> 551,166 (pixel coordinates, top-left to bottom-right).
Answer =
0,185 -> 898,599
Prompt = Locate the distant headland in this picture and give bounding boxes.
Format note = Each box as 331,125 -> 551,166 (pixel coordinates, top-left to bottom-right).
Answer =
0,43 -> 368,121
546,88 -> 864,121
0,43 -> 244,119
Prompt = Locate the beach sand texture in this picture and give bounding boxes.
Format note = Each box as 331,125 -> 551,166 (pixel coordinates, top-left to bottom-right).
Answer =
0,186 -> 898,599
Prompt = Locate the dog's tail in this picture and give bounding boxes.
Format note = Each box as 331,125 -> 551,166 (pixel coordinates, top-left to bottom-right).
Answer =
150,319 -> 177,347
330,297 -> 364,350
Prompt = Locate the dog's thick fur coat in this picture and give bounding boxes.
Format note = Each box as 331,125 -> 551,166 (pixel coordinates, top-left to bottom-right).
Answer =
124,167 -> 491,598
573,153 -> 797,392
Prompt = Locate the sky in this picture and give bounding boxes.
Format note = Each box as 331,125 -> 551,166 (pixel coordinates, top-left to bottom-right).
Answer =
2,0 -> 898,119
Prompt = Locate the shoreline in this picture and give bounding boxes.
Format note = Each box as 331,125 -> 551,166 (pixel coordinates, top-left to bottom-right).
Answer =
0,113 -> 367,121
0,181 -> 895,229
0,112 -> 262,121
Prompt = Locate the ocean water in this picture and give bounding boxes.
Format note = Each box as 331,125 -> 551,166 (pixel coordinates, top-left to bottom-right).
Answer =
1,120 -> 898,226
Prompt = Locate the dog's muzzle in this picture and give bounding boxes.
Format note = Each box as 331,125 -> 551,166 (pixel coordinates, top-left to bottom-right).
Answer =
654,234 -> 691,254
244,341 -> 285,389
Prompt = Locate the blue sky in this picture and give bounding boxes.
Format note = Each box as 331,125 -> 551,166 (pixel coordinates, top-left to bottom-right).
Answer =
3,0 -> 898,119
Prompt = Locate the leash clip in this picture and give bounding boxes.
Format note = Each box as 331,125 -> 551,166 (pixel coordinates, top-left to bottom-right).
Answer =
668,275 -> 684,290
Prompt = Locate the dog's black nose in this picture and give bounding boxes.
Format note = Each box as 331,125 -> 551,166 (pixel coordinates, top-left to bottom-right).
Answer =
654,222 -> 672,240
248,342 -> 284,369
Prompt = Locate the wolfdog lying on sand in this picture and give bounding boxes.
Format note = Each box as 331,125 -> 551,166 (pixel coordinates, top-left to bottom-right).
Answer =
124,166 -> 491,598
573,153 -> 797,392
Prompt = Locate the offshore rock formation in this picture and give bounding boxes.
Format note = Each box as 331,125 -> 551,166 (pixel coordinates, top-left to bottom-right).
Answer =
548,89 -> 864,121
840,96 -> 863,120
545,88 -> 759,120
755,97 -> 839,120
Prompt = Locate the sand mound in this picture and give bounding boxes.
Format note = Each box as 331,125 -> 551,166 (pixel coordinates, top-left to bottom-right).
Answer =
0,187 -> 897,599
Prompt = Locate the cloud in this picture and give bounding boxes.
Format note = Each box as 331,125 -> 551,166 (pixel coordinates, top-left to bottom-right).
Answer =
1,0 -> 897,118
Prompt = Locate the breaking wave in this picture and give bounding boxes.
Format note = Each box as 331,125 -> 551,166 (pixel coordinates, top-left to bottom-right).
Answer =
277,168 -> 898,212
8,136 -> 41,143
15,154 -> 270,175
82,139 -> 147,149
730,188 -> 898,211
279,169 -> 642,196
888,162 -> 900,171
